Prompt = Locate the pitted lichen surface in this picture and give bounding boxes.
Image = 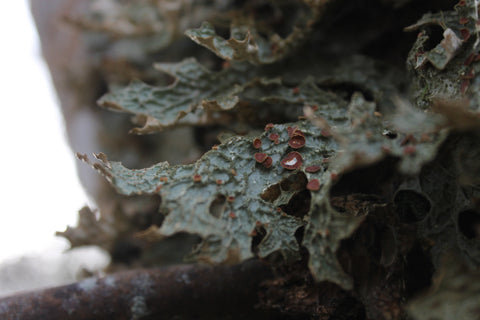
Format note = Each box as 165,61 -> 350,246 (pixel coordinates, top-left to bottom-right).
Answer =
90,121 -> 334,266
86,91 -> 452,289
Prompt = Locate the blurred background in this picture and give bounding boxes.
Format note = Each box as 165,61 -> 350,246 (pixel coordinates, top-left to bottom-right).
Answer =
0,0 -> 109,296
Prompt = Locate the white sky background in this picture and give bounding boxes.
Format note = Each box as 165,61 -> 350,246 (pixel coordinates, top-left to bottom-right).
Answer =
0,1 -> 90,263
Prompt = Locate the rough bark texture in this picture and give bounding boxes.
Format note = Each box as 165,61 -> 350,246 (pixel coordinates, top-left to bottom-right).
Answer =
0,261 -> 274,320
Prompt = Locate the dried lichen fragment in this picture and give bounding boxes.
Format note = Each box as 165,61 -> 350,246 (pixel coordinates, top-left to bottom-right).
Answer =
426,28 -> 463,70
57,207 -> 116,249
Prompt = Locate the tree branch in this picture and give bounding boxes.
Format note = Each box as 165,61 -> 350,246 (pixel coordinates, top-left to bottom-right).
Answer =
0,260 -> 273,320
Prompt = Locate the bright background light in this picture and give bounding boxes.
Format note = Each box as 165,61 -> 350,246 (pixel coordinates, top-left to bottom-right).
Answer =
0,1 -> 92,265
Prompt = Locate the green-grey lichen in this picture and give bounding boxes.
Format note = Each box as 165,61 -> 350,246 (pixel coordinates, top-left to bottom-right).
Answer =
85,89 -> 451,289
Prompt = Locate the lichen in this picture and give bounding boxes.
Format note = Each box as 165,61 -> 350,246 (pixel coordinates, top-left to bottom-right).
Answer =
54,0 -> 480,318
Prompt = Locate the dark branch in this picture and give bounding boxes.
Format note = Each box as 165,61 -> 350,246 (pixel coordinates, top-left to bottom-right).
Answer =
0,260 -> 273,320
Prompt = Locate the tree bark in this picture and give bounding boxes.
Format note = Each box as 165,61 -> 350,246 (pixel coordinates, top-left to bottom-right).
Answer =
0,260 -> 274,320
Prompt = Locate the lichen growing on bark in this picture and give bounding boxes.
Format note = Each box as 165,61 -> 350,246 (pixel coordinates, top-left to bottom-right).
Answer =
45,0 -> 480,319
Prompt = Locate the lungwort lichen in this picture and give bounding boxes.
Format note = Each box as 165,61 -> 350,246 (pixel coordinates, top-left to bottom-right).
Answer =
58,1 -> 480,319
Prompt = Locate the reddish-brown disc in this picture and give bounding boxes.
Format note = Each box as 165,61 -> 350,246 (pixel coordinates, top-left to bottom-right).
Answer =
305,165 -> 321,173
254,153 -> 268,163
306,179 -> 320,191
400,134 -> 416,146
263,156 -> 273,168
287,126 -> 296,137
269,133 -> 280,141
403,145 -> 416,155
253,138 -> 262,149
460,28 -> 471,41
280,152 -> 303,170
288,135 -> 306,149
